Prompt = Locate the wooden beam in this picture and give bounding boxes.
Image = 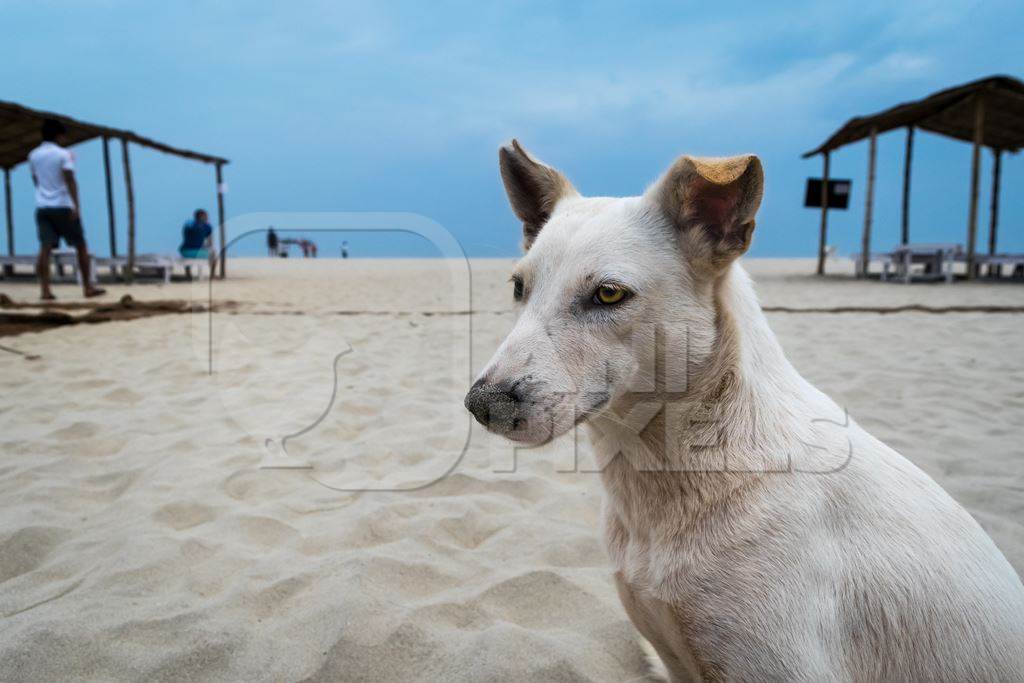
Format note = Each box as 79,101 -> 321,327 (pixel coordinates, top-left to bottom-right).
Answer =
900,126 -> 914,245
121,138 -> 136,283
860,127 -> 878,278
102,136 -> 117,257
3,167 -> 12,256
816,152 -> 830,276
965,96 -> 985,280
988,148 -> 1001,255
215,162 -> 226,279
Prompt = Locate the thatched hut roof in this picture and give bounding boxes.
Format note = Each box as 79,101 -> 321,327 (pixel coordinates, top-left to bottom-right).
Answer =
0,100 -> 228,169
803,75 -> 1024,158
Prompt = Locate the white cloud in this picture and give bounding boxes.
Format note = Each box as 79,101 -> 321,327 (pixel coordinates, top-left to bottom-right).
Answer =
858,51 -> 934,83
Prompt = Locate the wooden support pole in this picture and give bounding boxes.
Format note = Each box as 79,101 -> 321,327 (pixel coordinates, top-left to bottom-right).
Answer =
816,152 -> 830,276
215,162 -> 226,279
3,167 -> 13,256
121,138 -> 136,283
900,126 -> 914,246
860,127 -> 878,278
102,136 -> 117,257
988,148 -> 1001,255
965,96 -> 985,280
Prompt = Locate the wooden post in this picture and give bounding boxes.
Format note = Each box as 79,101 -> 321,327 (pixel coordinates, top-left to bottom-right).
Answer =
965,96 -> 985,280
102,136 -> 117,257
900,126 -> 914,246
3,167 -> 12,257
121,139 -> 136,283
987,148 -> 1002,277
816,152 -> 830,275
988,149 -> 1001,255
215,162 -> 226,279
860,127 -> 878,278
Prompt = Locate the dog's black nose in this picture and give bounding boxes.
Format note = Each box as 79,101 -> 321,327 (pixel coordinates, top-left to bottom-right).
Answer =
464,379 -> 521,431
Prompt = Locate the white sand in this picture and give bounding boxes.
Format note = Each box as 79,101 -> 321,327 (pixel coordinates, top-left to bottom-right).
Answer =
0,258 -> 1021,681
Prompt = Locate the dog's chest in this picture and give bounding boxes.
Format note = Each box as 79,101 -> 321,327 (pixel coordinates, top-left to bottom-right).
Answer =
600,496 -> 697,599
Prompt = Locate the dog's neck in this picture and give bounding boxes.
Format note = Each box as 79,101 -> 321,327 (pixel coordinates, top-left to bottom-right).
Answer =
588,263 -> 821,525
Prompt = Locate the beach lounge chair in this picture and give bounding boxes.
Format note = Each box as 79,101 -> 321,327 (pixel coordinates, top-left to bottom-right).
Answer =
93,254 -> 175,283
177,245 -> 211,281
0,254 -> 41,278
51,249 -> 97,285
179,257 -> 209,280
851,244 -> 962,283
0,251 -> 98,284
93,256 -> 127,280
974,253 -> 1024,279
93,254 -> 210,282
885,243 -> 961,283
134,254 -> 177,283
851,250 -> 896,278
2,252 -> 207,284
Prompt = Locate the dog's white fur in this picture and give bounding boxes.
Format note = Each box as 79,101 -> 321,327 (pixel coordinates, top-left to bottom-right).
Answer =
470,141 -> 1024,681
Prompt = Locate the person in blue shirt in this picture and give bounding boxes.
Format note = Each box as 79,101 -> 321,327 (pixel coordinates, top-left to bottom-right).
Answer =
179,209 -> 216,268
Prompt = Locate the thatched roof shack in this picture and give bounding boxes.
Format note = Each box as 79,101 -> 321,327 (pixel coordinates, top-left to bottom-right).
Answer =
0,100 -> 230,278
804,75 -> 1024,278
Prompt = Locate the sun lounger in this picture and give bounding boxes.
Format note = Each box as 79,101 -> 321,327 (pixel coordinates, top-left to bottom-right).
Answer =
137,254 -> 177,283
2,252 -> 208,284
885,243 -> 962,283
96,254 -> 205,283
176,256 -> 209,281
0,254 -> 40,278
851,250 -> 896,278
51,249 -> 95,284
93,256 -> 126,280
973,253 -> 1024,279
852,243 -> 961,283
0,252 -> 96,284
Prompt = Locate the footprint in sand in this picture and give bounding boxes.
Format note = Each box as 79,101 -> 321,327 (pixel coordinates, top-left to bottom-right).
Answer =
81,469 -> 140,502
65,378 -> 115,391
104,387 -> 145,404
152,502 -> 217,531
50,421 -> 100,441
0,526 -> 70,583
237,516 -> 300,547
433,512 -> 504,550
222,469 -> 305,502
478,570 -> 600,629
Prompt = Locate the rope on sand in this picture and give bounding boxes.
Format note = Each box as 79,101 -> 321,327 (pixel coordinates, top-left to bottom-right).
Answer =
761,304 -> 1024,314
0,343 -> 40,360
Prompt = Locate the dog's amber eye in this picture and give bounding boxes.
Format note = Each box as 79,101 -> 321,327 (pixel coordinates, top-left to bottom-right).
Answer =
594,285 -> 627,305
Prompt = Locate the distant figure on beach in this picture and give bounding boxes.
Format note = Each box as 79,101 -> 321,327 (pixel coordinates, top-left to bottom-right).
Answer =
267,227 -> 278,256
179,209 -> 216,269
341,241 -> 349,259
29,119 -> 105,300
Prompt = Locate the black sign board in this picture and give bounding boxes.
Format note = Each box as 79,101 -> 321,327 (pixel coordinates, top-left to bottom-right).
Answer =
804,178 -> 851,209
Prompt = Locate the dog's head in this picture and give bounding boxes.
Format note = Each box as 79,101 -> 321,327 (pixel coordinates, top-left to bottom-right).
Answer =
465,140 -> 763,445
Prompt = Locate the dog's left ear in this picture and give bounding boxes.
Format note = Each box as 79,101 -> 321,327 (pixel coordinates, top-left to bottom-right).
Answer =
499,140 -> 578,250
652,154 -> 764,270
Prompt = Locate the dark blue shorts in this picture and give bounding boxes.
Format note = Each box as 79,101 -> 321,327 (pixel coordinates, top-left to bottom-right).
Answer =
36,208 -> 85,248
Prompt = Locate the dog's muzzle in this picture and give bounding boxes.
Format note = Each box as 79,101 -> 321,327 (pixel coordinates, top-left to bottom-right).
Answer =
464,379 -> 523,434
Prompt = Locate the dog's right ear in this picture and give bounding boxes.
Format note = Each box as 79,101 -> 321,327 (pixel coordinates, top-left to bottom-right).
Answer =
651,153 -> 764,274
499,140 -> 578,250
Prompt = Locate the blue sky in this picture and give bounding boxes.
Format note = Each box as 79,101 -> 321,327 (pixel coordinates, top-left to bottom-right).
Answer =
2,0 -> 1022,258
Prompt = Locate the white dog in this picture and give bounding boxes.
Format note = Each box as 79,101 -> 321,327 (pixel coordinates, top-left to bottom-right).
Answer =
465,141 -> 1024,681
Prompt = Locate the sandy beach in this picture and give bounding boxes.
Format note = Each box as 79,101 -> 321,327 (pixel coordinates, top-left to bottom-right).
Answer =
1,257 -> 1022,681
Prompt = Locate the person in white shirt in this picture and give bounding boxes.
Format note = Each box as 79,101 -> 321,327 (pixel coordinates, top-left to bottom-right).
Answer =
28,119 -> 104,300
